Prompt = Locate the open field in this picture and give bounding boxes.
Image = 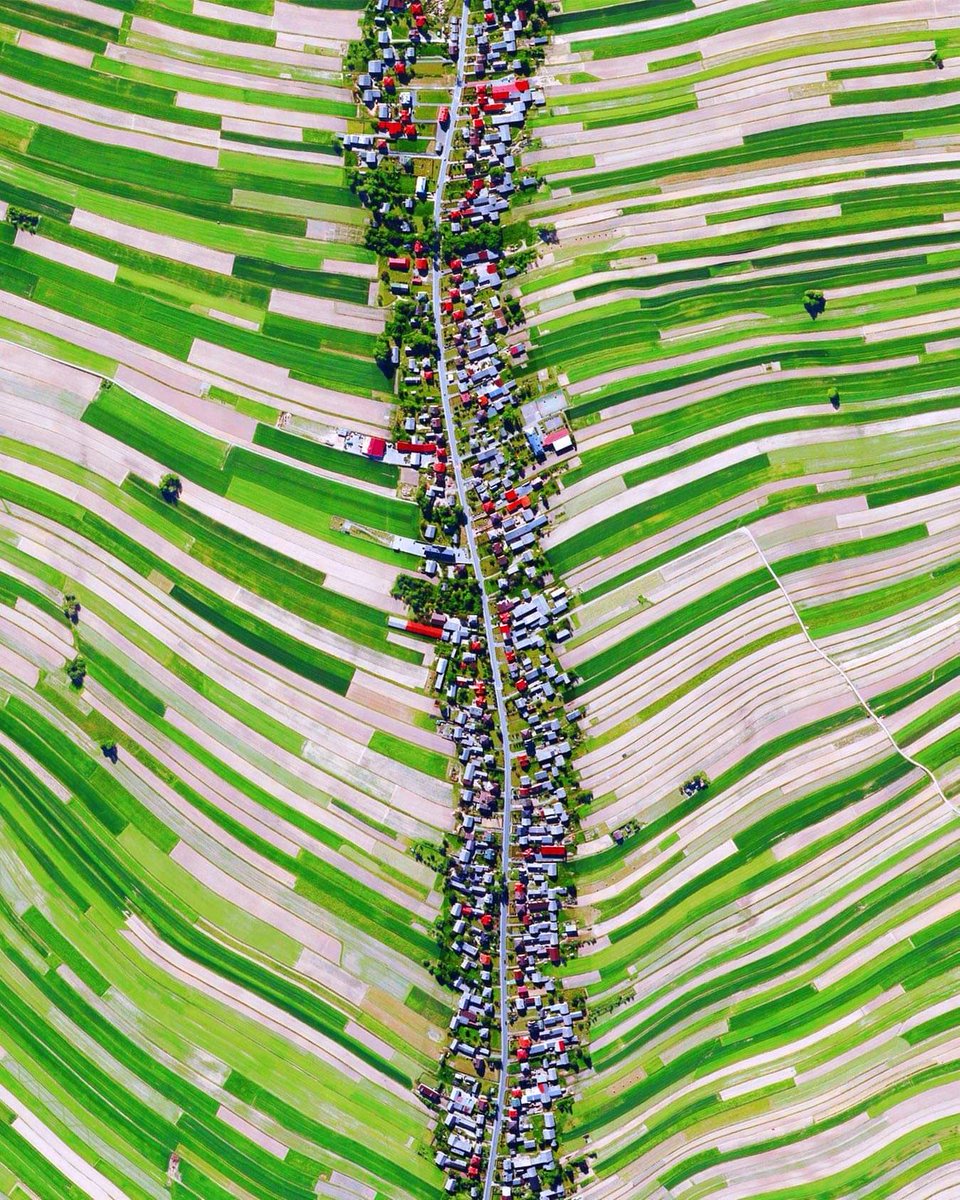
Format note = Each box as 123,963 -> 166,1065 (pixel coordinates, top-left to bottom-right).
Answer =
0,339 -> 455,1199
0,0 -> 392,434
0,337 -> 454,1200
11,0 -> 960,1191
517,1 -> 960,1195
0,0 -> 459,1192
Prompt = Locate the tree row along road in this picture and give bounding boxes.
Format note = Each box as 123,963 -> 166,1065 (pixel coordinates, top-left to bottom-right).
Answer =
430,6 -> 512,1193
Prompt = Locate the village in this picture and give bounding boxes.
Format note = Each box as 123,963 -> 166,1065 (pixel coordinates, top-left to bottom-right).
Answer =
3,0 -> 958,1194
341,0 -> 587,1194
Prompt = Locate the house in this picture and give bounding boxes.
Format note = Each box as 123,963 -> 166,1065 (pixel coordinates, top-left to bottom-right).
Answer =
542,428 -> 573,454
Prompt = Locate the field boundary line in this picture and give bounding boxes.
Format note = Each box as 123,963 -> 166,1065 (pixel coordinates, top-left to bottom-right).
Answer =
740,527 -> 960,820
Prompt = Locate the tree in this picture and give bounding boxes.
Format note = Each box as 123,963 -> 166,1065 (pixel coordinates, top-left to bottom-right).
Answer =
828,385 -> 840,410
65,655 -> 86,689
442,223 -> 503,257
159,473 -> 182,504
406,331 -> 436,358
374,334 -> 394,376
386,297 -> 417,343
7,207 -> 40,234
392,574 -> 438,619
503,295 -> 524,325
364,218 -> 409,257
803,289 -> 826,320
100,741 -> 118,763
361,159 -> 407,209
61,593 -> 81,624
930,50 -> 945,69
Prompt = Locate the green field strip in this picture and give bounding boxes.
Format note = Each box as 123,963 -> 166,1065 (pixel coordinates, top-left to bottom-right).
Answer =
11,0 -> 960,1192
0,464 -> 378,687
531,2 -> 960,1195
367,730 -> 450,781
572,568 -> 777,696
171,584 -> 356,695
0,882 -> 436,1197
0,43 -> 221,128
233,255 -> 372,305
80,386 -> 418,538
0,145 -> 374,261
71,632 -> 438,906
574,754 -> 928,1037
532,261 -> 960,390
799,555 -> 960,639
554,0 -> 692,31
554,104 -> 960,196
253,424 -> 399,486
575,704 -> 865,881
0,720 -> 415,1090
0,234 -> 382,394
551,454 -> 774,577
0,0 -> 462,1191
0,0 -> 118,51
569,0 -> 932,58
588,782 -> 938,1067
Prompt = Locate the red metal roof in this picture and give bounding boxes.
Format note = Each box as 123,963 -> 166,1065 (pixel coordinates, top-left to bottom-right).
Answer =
405,621 -> 443,639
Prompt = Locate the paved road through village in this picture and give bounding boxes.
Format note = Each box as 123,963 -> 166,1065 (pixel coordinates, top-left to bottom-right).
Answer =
430,10 -> 511,1197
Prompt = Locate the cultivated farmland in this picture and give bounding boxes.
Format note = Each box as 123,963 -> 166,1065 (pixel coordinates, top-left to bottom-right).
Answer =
0,0 -> 390,428
0,352 -> 457,1198
516,0 -> 960,1195
8,0 -> 960,1192
0,0 -> 457,1194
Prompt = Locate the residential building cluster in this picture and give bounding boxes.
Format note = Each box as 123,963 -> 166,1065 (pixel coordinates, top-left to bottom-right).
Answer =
342,0 -> 588,1194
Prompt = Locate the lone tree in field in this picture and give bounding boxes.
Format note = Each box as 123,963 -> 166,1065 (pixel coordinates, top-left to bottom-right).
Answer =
7,207 -> 40,234
803,289 -> 826,320
61,593 -> 81,624
65,655 -> 86,689
828,386 -> 840,410
100,741 -> 118,763
159,473 -> 182,504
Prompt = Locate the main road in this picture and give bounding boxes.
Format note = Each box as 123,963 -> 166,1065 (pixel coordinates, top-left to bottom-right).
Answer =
430,9 -> 511,1199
